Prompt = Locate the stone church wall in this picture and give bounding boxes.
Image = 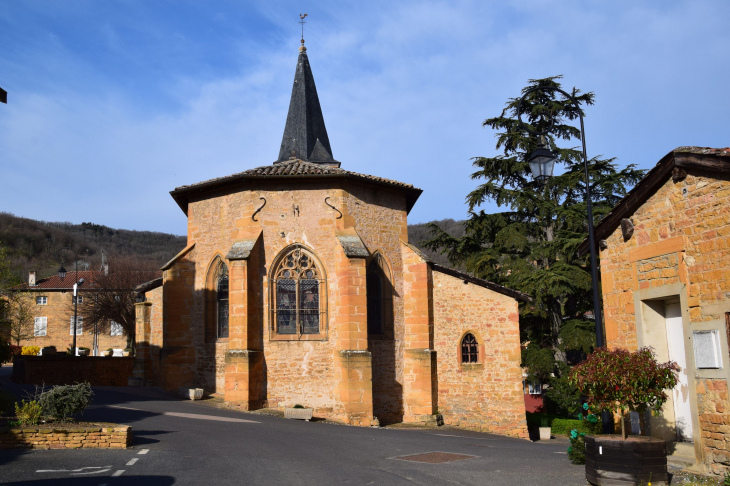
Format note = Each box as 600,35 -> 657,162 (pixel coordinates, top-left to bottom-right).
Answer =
183,179 -> 408,418
432,271 -> 528,438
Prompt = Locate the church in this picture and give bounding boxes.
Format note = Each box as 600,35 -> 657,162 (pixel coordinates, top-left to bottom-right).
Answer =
133,40 -> 530,438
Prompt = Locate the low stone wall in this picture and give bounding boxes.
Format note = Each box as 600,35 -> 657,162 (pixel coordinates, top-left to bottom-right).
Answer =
12,356 -> 135,386
0,425 -> 132,449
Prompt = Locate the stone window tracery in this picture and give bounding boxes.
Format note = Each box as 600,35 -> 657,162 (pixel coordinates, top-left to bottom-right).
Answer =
271,246 -> 326,340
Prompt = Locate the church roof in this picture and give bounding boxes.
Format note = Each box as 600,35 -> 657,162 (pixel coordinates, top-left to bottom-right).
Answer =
277,47 -> 338,166
170,159 -> 423,214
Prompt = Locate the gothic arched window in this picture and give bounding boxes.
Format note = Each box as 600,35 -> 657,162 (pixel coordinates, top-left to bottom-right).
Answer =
216,266 -> 229,339
271,246 -> 326,340
461,333 -> 478,363
366,253 -> 393,338
206,257 -> 229,342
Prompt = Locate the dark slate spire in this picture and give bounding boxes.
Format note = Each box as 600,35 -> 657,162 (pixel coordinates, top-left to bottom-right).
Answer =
276,46 -> 339,166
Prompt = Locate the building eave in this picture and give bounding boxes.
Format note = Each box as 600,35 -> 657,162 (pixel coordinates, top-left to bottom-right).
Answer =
577,147 -> 730,256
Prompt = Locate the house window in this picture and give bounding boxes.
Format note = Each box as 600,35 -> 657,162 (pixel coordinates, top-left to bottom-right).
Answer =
69,316 -> 83,335
271,246 -> 326,339
110,321 -> 124,336
461,333 -> 478,363
72,295 -> 83,304
34,317 -> 47,336
366,253 -> 394,338
217,269 -> 229,339
526,381 -> 543,395
36,296 -> 47,305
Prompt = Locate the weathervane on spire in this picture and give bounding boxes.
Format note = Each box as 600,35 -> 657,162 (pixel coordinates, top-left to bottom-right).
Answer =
299,13 -> 308,48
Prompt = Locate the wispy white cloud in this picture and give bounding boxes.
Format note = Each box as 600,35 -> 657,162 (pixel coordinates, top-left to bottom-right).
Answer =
0,0 -> 728,235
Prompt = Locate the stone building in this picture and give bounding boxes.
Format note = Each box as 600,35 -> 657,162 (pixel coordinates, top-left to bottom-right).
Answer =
135,44 -> 530,436
578,147 -> 730,472
11,271 -> 129,354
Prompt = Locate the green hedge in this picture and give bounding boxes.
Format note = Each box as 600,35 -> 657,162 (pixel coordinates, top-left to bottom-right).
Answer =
526,412 -> 601,436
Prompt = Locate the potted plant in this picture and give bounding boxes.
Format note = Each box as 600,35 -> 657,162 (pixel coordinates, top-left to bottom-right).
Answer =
77,347 -> 90,356
102,348 -> 113,357
284,404 -> 313,421
122,347 -> 132,357
569,347 -> 679,486
538,416 -> 551,441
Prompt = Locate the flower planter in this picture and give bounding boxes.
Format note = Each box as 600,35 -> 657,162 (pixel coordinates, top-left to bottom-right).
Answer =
539,427 -> 551,441
102,350 -> 112,357
122,351 -> 132,357
284,407 -> 313,421
178,387 -> 204,400
585,435 -> 668,486
78,349 -> 90,357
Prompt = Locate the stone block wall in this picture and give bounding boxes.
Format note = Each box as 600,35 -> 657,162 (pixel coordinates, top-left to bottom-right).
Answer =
432,271 -> 528,438
600,169 -> 730,472
697,379 -> 730,474
0,425 -> 132,449
12,356 -> 134,386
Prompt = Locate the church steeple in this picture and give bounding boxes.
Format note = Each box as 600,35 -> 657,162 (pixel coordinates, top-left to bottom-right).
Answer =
276,45 -> 339,166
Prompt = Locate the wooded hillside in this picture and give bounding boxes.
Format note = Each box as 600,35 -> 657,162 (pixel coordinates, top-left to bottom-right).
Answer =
0,212 -> 187,281
0,212 -> 466,283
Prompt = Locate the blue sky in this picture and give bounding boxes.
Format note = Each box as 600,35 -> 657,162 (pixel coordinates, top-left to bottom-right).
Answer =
1,1 -> 728,236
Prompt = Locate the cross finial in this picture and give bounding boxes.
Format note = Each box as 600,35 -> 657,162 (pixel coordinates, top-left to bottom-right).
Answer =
299,13 -> 308,48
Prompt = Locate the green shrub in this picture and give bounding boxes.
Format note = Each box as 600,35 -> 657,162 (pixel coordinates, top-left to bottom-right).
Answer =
0,390 -> 16,416
38,382 -> 93,421
568,428 -> 587,464
544,363 -> 582,417
293,404 -> 304,409
0,340 -> 12,363
723,470 -> 730,486
15,400 -> 42,425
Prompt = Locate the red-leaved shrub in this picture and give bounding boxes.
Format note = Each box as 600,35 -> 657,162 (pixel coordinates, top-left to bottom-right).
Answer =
569,347 -> 679,438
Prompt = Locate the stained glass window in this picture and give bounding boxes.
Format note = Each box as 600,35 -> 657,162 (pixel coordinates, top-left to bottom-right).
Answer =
273,246 -> 323,337
217,271 -> 229,339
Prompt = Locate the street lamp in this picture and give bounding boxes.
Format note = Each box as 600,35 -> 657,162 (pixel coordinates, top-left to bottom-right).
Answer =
517,85 -> 611,434
516,85 -> 604,349
57,248 -> 81,357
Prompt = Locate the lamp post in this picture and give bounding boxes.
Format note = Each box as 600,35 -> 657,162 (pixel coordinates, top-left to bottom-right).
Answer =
516,85 -> 604,348
57,248 -> 80,357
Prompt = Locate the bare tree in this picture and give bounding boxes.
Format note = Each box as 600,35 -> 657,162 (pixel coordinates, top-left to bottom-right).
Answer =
6,292 -> 35,345
77,257 -> 160,349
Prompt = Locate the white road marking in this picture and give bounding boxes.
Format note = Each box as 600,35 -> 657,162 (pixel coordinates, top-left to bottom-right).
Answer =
37,466 -> 111,473
112,470 -> 125,477
554,451 -> 567,454
107,405 -> 260,423
71,469 -> 112,476
126,458 -> 138,466
138,449 -> 149,455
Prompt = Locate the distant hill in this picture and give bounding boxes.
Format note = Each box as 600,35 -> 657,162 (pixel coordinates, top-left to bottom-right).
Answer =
0,212 -> 466,283
407,218 -> 466,269
0,212 -> 187,281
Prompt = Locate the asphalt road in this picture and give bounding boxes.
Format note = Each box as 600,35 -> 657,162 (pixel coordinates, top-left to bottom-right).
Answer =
0,366 -> 585,486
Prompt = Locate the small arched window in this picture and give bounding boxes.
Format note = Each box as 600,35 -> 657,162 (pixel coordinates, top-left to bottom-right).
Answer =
216,266 -> 229,339
366,253 -> 394,338
271,246 -> 326,339
461,333 -> 478,363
